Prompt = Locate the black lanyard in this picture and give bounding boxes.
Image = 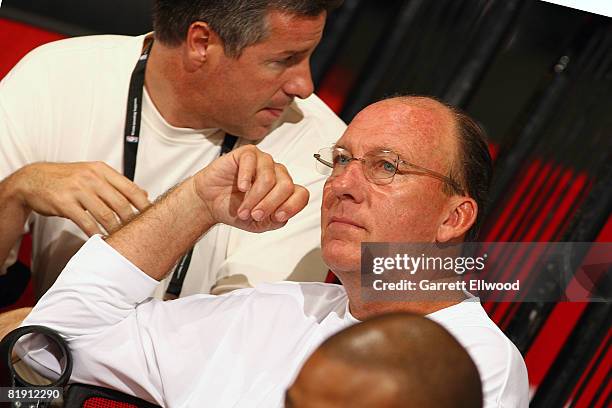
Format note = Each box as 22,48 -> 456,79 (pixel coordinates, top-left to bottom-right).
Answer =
123,38 -> 238,299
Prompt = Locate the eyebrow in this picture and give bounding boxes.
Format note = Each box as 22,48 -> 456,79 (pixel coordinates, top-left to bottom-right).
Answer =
333,143 -> 415,161
274,48 -> 310,57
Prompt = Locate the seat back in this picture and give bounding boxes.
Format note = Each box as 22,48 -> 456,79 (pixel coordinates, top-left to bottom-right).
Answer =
64,384 -> 160,408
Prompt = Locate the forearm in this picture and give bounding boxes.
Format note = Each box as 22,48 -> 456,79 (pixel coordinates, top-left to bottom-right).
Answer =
106,177 -> 214,281
0,170 -> 31,270
20,238 -> 163,402
0,307 -> 32,340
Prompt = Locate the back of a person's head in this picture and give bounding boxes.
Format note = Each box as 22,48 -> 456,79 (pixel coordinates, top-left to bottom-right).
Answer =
287,312 -> 483,408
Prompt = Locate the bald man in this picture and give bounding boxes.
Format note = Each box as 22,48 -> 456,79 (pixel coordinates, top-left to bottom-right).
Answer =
20,96 -> 528,407
287,313 -> 482,408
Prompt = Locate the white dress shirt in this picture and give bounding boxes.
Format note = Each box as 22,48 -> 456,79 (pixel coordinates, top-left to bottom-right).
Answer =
21,236 -> 529,407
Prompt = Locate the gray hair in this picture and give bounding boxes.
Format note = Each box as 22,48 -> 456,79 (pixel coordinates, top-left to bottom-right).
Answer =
153,0 -> 343,57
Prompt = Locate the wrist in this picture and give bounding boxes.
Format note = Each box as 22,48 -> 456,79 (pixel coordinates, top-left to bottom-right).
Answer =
187,176 -> 216,231
0,167 -> 31,211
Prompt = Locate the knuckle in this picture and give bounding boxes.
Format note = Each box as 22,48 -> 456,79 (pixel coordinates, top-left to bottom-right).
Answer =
240,145 -> 257,157
68,180 -> 85,194
92,161 -> 107,170
259,172 -> 275,187
126,183 -> 142,196
58,193 -> 75,205
116,198 -> 132,210
296,185 -> 310,200
99,211 -> 116,223
262,152 -> 273,163
81,218 -> 97,233
276,177 -> 293,191
275,163 -> 288,174
78,166 -> 98,181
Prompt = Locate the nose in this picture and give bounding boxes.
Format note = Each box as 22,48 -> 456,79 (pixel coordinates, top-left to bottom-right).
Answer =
328,161 -> 366,203
283,59 -> 314,99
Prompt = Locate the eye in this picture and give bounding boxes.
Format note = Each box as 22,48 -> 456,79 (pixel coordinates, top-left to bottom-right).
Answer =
271,55 -> 295,67
373,159 -> 398,174
333,154 -> 352,166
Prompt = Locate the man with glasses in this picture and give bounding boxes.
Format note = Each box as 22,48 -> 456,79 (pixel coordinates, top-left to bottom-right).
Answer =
20,96 -> 529,407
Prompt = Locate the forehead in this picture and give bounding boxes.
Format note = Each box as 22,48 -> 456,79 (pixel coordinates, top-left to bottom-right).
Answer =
251,10 -> 326,53
337,99 -> 458,168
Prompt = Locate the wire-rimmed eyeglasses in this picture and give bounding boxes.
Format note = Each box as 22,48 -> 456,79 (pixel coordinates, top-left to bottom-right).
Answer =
313,146 -> 464,194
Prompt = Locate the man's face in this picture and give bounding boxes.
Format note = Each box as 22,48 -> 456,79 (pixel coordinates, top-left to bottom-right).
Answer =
320,99 -> 460,274
196,10 -> 326,140
286,351 -> 400,408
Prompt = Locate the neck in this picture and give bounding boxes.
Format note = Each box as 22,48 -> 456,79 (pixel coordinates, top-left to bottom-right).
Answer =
145,41 -> 211,129
339,271 -> 468,320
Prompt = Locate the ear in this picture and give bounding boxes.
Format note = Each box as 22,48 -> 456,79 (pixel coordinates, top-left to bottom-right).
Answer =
436,196 -> 477,243
185,22 -> 213,67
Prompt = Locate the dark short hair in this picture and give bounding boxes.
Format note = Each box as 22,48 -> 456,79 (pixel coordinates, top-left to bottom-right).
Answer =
448,108 -> 493,242
153,0 -> 343,56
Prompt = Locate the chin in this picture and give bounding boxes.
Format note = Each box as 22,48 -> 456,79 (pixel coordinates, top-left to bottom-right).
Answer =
222,117 -> 270,141
322,239 -> 361,274
239,124 -> 273,141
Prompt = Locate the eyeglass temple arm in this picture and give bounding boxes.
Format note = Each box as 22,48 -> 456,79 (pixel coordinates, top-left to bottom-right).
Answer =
400,161 -> 464,193
313,153 -> 334,168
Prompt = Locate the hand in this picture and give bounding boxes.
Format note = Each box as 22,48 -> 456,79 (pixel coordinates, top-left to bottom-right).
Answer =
193,145 -> 309,233
13,162 -> 150,235
0,307 -> 32,341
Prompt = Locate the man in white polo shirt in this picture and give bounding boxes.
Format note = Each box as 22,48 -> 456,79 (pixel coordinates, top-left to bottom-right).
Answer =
0,0 -> 346,312
21,96 -> 529,407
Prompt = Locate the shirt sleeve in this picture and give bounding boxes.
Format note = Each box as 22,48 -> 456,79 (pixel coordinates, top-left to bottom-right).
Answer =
0,63 -> 36,275
20,235 -> 165,404
18,236 -> 311,407
0,45 -> 55,275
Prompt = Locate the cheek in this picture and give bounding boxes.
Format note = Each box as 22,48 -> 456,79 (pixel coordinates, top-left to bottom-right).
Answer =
370,188 -> 447,241
320,184 -> 334,221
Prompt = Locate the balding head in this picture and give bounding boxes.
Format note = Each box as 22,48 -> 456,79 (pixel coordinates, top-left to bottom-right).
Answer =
379,96 -> 493,240
321,96 -> 490,276
286,313 -> 482,408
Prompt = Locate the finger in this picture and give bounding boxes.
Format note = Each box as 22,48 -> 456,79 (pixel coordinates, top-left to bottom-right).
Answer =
77,191 -> 121,233
96,185 -> 137,223
63,204 -> 103,236
250,164 -> 295,222
272,185 -> 310,223
238,153 -> 276,220
236,149 -> 257,192
95,162 -> 150,211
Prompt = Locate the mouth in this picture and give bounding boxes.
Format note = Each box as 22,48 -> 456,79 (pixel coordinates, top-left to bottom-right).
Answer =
261,107 -> 286,118
328,216 -> 365,230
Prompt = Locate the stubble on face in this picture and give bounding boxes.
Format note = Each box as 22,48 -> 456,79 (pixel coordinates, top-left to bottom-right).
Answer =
191,10 -> 326,139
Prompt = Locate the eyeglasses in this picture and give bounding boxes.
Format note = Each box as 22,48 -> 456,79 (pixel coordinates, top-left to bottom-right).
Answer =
313,146 -> 464,194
